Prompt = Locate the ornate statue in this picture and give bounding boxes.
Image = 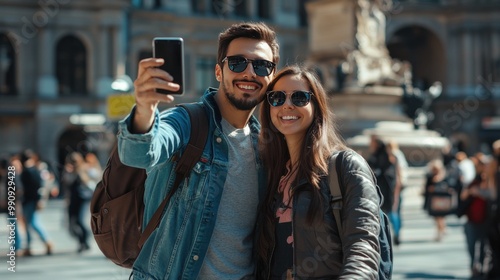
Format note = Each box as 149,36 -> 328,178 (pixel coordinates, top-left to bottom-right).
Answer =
342,0 -> 402,88
356,0 -> 388,58
305,0 -> 412,92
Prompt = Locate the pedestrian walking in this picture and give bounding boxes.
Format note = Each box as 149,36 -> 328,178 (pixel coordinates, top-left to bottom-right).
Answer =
459,154 -> 493,279
19,149 -> 53,256
367,136 -> 398,216
423,159 -> 459,242
33,153 -> 59,211
387,139 -> 408,245
456,151 -> 476,189
61,152 -> 93,253
6,154 -> 25,254
487,139 -> 500,279
84,152 -> 102,184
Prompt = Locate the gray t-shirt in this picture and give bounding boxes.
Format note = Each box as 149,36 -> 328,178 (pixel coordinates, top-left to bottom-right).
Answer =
198,119 -> 259,280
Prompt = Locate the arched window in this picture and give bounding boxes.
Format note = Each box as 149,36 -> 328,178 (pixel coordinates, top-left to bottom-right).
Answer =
0,33 -> 16,95
56,35 -> 87,95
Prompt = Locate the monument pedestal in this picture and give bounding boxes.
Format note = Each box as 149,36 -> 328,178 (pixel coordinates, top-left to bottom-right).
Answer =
331,86 -> 407,137
330,87 -> 448,166
346,121 -> 449,167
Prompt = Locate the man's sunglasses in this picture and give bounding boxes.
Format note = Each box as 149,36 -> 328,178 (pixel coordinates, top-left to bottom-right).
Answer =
266,90 -> 314,107
222,55 -> 275,77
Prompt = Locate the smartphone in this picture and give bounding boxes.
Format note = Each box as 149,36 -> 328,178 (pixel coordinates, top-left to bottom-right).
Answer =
152,37 -> 185,95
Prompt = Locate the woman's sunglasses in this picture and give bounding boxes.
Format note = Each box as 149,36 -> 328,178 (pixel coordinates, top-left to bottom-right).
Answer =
266,90 -> 314,107
222,55 -> 276,77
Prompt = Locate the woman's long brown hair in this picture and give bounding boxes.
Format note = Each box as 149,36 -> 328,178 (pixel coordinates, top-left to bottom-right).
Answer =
257,65 -> 347,268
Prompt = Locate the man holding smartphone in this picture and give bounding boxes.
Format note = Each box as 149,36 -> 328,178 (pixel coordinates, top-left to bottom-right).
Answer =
117,22 -> 279,279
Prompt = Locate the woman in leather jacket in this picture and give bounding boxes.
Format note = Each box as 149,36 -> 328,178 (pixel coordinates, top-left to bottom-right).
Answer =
256,65 -> 381,279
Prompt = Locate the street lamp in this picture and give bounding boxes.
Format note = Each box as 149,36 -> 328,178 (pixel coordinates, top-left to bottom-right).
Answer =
428,81 -> 442,99
111,74 -> 133,92
415,81 -> 442,129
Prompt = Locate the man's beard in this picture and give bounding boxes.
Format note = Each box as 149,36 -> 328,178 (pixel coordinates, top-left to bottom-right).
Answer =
221,78 -> 265,111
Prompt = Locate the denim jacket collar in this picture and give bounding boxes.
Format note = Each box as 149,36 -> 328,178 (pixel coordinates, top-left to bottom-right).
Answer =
201,87 -> 261,138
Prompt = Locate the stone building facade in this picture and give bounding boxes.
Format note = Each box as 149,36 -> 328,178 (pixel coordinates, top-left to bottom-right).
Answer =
0,0 -> 498,170
0,0 -> 308,169
386,0 -> 500,154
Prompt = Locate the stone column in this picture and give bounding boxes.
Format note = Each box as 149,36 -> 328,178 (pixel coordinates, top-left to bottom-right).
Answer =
492,29 -> 500,98
473,29 -> 482,91
462,30 -> 473,95
446,29 -> 459,97
247,0 -> 257,19
112,26 -> 123,76
37,28 -> 57,98
306,0 -> 355,60
493,30 -> 500,65
99,27 -> 110,77
163,0 -> 190,13
96,27 -> 113,97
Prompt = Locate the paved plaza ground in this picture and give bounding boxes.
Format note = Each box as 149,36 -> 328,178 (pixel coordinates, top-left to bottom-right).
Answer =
0,177 -> 472,279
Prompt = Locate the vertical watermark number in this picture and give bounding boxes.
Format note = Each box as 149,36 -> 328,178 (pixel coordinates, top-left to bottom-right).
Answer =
6,165 -> 17,272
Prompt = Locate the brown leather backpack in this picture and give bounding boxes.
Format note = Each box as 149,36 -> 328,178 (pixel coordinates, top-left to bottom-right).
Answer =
90,103 -> 208,268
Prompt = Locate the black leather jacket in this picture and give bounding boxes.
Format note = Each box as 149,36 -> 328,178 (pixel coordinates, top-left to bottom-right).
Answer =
258,150 -> 381,279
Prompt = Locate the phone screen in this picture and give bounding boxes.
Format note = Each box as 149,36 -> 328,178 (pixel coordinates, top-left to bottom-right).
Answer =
153,37 -> 184,95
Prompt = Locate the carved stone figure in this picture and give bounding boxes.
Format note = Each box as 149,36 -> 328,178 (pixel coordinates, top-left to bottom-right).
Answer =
305,0 -> 406,90
344,0 -> 401,88
356,0 -> 387,58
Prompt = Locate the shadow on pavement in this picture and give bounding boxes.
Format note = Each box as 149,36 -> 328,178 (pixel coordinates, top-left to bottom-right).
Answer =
395,238 -> 432,245
404,272 -> 468,279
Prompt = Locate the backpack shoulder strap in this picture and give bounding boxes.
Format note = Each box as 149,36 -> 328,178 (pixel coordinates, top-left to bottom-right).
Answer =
138,103 -> 208,248
174,103 -> 209,176
329,150 -> 346,234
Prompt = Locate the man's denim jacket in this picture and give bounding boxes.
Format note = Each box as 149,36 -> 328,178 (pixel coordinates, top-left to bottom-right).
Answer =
117,88 -> 265,280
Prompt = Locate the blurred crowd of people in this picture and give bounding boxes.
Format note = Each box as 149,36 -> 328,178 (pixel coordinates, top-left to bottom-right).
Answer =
366,135 -> 500,280
421,139 -> 500,279
0,149 -> 102,256
367,135 -> 407,246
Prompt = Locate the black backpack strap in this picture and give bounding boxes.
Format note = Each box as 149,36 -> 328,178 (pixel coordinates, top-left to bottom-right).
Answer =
328,151 -> 346,234
138,103 -> 208,248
